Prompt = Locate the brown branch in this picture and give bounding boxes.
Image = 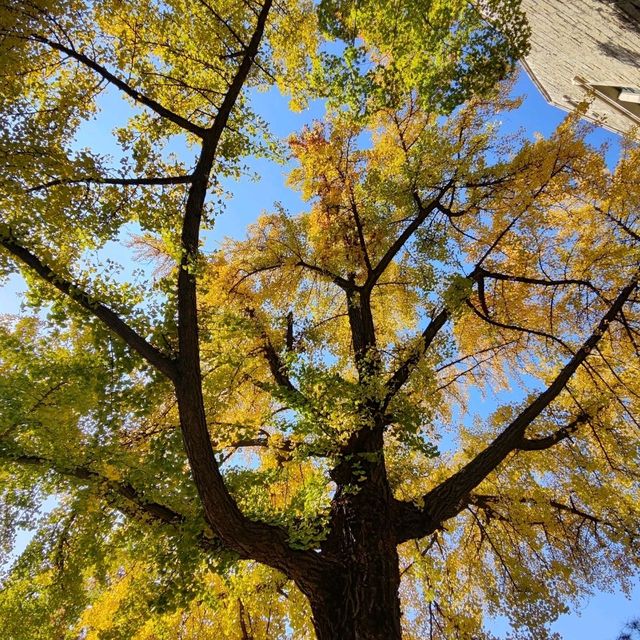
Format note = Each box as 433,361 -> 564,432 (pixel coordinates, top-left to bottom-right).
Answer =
196,0 -> 249,49
347,187 -> 373,273
26,174 -> 194,193
383,308 -> 450,408
474,210 -> 525,268
241,307 -> 305,400
477,274 -> 490,316
518,413 -> 588,451
262,338 -> 300,395
170,1 -> 321,578
596,204 -> 640,244
471,152 -> 573,269
0,229 -> 177,380
286,311 -> 294,352
295,259 -> 354,290
432,345 -> 514,394
30,35 -> 207,138
465,299 -> 572,352
382,264 -> 543,409
215,431 -> 329,460
434,340 -> 518,375
436,202 -> 469,218
3,450 -> 222,552
476,267 -> 600,296
238,597 -> 255,640
469,493 -> 633,535
363,186 -> 451,292
394,276 -> 638,542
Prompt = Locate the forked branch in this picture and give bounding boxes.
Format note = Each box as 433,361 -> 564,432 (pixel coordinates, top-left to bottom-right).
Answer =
394,276 -> 638,542
517,413 -> 588,451
363,184 -> 452,292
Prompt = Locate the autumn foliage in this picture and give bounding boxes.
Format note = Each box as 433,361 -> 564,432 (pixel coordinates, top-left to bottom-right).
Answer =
0,1 -> 638,639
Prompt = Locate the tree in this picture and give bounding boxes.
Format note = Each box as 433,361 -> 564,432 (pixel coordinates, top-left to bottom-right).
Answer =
619,620 -> 640,640
0,1 -> 638,639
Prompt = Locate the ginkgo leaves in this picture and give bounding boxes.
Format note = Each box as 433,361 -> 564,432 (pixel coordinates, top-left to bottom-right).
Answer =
3,0 -> 640,637
315,0 -> 529,114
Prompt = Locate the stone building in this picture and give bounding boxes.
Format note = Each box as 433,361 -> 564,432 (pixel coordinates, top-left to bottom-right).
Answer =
520,0 -> 640,134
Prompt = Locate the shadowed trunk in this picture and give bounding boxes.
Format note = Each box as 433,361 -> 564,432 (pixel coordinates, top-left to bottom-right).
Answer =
301,427 -> 402,640
307,544 -> 402,640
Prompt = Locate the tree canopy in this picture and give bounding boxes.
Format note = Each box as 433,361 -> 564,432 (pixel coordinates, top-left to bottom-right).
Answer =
0,1 -> 638,639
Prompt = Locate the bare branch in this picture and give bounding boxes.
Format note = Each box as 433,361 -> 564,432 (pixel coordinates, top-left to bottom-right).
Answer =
26,174 -> 194,193
476,267 -> 600,296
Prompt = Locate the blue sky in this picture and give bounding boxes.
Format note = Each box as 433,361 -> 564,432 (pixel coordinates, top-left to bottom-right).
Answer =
1,66 -> 638,637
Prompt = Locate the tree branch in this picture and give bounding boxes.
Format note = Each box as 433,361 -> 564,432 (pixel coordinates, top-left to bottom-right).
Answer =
2,449 -> 222,552
465,299 -> 572,353
476,267 -> 600,295
295,259 -> 355,290
347,188 -> 373,273
595,204 -> 640,244
169,1 -> 322,578
382,308 -> 450,408
394,276 -> 638,542
242,307 -> 306,400
26,174 -> 194,193
30,35 -> 208,138
469,493 -> 633,535
220,435 -> 330,460
0,228 -> 177,380
363,185 -> 451,292
518,413 -> 588,451
262,339 -> 300,395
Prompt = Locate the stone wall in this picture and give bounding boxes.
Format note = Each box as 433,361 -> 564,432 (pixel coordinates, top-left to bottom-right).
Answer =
521,0 -> 640,134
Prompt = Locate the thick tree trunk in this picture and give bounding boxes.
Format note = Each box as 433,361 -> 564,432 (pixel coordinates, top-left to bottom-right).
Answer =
306,545 -> 403,640
301,427 -> 402,640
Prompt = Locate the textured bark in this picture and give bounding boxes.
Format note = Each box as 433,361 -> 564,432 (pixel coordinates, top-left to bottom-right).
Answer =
304,427 -> 402,640
307,526 -> 402,639
308,557 -> 402,640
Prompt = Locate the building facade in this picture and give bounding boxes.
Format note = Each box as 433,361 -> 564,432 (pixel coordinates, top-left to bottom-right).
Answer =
521,0 -> 640,134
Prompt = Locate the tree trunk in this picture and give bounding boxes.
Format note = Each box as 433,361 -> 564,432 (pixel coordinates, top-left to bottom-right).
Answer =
301,433 -> 402,640
306,545 -> 403,640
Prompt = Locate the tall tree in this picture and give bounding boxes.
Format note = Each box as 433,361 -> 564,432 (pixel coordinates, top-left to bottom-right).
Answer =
1,1 -> 638,639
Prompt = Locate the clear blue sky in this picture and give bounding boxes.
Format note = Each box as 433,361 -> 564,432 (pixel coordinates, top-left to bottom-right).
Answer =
2,66 -> 638,638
